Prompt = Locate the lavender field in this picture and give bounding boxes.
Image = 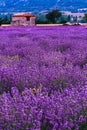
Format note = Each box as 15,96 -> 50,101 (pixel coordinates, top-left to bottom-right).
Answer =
0,26 -> 87,130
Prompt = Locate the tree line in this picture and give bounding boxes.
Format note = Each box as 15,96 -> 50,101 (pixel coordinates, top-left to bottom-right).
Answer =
36,10 -> 87,24
0,14 -> 12,25
0,9 -> 87,25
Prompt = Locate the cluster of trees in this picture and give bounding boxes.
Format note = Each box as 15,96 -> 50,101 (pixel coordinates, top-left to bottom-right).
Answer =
36,9 -> 87,24
0,9 -> 87,25
46,9 -> 62,23
83,14 -> 87,21
36,9 -> 63,24
0,14 -> 12,25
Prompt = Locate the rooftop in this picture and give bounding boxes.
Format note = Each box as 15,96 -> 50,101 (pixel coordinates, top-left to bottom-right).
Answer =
13,12 -> 35,17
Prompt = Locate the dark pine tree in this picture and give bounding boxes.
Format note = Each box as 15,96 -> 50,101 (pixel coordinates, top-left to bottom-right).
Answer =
46,9 -> 62,23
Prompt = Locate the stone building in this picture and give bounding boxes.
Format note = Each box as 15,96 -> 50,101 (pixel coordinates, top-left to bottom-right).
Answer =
11,12 -> 36,26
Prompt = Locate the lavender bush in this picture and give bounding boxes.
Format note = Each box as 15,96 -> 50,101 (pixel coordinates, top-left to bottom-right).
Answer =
0,86 -> 87,130
0,26 -> 87,129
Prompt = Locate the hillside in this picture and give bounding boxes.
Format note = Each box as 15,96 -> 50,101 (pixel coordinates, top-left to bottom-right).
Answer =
0,0 -> 87,13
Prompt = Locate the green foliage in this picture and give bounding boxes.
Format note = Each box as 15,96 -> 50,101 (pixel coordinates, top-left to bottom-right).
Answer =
46,9 -> 62,23
59,15 -> 68,24
83,13 -> 87,21
0,17 -> 3,26
36,14 -> 50,24
36,20 -> 49,24
79,122 -> 87,130
2,15 -> 11,24
67,15 -> 71,21
36,19 -> 49,24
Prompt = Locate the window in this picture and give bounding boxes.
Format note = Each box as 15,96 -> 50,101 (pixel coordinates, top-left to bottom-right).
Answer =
26,17 -> 30,21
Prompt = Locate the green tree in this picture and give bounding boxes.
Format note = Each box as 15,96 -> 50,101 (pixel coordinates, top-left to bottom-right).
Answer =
36,14 -> 49,24
0,18 -> 3,26
83,13 -> 87,21
2,15 -> 11,24
46,9 -> 62,24
67,15 -> 71,22
59,15 -> 68,24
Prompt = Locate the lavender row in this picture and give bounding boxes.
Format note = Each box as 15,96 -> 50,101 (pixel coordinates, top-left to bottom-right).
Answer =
0,26 -> 87,129
0,26 -> 87,94
0,86 -> 87,130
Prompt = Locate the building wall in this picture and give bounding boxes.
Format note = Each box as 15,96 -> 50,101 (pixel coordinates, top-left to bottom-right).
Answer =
11,16 -> 35,26
11,16 -> 26,25
30,17 -> 36,26
12,16 -> 26,21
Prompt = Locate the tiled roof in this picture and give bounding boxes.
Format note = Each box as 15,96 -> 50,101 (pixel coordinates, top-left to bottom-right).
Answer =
13,12 -> 35,17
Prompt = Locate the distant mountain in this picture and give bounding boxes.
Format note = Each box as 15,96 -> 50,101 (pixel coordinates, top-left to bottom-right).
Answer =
0,0 -> 87,13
